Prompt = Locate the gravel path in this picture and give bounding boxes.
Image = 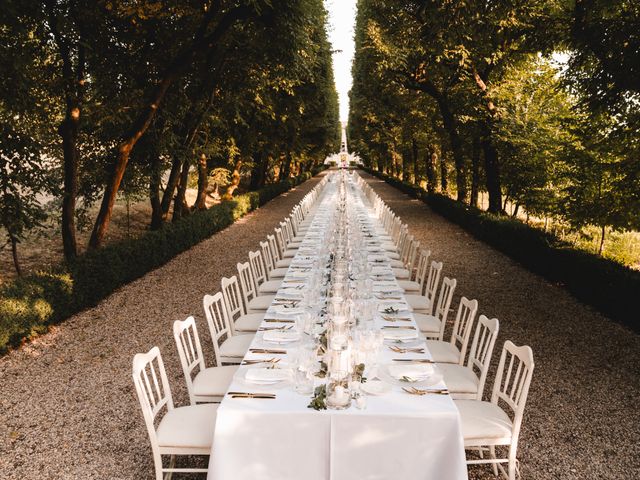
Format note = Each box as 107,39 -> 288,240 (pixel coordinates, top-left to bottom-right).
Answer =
360,172 -> 640,480
0,175 -> 324,480
1,170 -> 638,480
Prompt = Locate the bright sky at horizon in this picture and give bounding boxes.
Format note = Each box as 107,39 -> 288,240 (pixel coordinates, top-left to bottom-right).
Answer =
325,0 -> 357,122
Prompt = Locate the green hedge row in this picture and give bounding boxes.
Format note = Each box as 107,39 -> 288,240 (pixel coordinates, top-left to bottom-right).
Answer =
0,172 -> 316,354
364,167 -> 640,332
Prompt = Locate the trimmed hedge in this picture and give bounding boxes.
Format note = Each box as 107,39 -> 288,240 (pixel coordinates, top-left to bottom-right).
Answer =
0,172 -> 315,354
364,167 -> 640,333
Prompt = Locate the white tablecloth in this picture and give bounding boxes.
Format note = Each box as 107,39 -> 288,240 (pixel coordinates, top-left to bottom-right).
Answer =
209,172 -> 468,480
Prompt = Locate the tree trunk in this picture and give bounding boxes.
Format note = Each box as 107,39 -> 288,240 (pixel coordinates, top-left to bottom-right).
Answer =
598,225 -> 606,255
149,154 -> 163,230
481,128 -> 502,214
426,145 -> 438,194
59,112 -> 80,261
45,0 -> 85,260
194,153 -> 209,210
88,6 -> 251,248
224,159 -> 243,200
9,233 -> 21,276
440,148 -> 448,193
470,136 -> 480,207
435,96 -> 467,202
250,152 -> 266,190
411,138 -> 419,185
173,159 -> 191,221
402,148 -> 410,182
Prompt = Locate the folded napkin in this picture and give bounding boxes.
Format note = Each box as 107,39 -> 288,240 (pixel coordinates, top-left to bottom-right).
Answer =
388,363 -> 434,380
262,330 -> 301,343
372,266 -> 393,275
245,367 -> 290,384
277,287 -> 303,298
382,329 -> 419,341
272,305 -> 304,315
288,271 -> 311,278
378,302 -> 410,312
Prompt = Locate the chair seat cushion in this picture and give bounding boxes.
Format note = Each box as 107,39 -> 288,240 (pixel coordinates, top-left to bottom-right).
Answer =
282,249 -> 298,258
455,400 -> 513,442
397,280 -> 420,293
382,242 -> 397,251
220,333 -> 253,359
248,294 -> 275,312
234,313 -> 264,332
386,251 -> 401,260
275,258 -> 292,268
425,340 -> 461,364
390,259 -> 405,268
193,366 -> 239,397
438,364 -> 479,394
156,404 -> 217,449
268,267 -> 289,278
392,268 -> 410,279
414,313 -> 441,334
258,279 -> 282,294
405,294 -> 432,312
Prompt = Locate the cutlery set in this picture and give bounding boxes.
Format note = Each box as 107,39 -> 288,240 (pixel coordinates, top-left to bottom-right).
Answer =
402,387 -> 449,396
388,345 -> 425,354
258,325 -> 294,331
249,348 -> 287,354
228,391 -> 276,399
241,358 -> 281,366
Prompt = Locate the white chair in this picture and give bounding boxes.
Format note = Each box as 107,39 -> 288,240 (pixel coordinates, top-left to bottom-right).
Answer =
397,249 -> 430,293
426,297 -> 478,364
221,276 -> 263,333
391,236 -> 419,279
132,347 -> 217,480
249,250 -> 282,294
173,316 -> 239,403
415,276 -> 457,340
275,226 -> 298,258
456,341 -> 534,480
268,234 -> 292,269
438,315 -> 499,400
260,240 -> 288,278
405,260 -> 443,313
203,292 -> 252,364
237,261 -> 274,312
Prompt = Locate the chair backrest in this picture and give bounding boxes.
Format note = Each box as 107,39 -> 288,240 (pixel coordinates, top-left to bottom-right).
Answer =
414,249 -> 431,287
173,316 -> 207,404
203,292 -> 232,360
491,340 -> 535,442
274,227 -> 286,256
404,237 -> 420,271
424,260 -> 443,310
249,250 -> 267,286
434,276 -> 457,339
132,346 -> 173,452
260,240 -> 275,273
449,297 -> 479,365
466,315 -> 499,400
237,261 -> 258,307
221,275 -> 247,323
267,234 -> 281,261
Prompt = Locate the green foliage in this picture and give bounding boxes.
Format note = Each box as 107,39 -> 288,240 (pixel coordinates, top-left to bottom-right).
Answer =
0,174 -> 311,354
366,168 -> 640,332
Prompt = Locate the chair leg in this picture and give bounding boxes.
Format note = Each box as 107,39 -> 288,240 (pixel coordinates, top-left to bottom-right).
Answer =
508,447 -> 517,480
489,446 -> 498,476
164,455 -> 176,480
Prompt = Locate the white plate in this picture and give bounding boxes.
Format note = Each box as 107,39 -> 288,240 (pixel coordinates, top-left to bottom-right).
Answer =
262,330 -> 301,344
272,305 -> 304,315
235,365 -> 292,389
378,363 -> 443,388
361,380 -> 392,396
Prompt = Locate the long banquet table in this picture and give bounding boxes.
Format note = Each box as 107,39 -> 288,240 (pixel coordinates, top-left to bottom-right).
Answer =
209,171 -> 468,480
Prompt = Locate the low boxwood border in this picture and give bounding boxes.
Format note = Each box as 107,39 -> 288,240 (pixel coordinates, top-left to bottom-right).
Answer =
363,167 -> 640,333
0,170 -> 320,354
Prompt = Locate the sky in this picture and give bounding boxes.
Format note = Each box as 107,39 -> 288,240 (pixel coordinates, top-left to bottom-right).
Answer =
325,0 -> 357,122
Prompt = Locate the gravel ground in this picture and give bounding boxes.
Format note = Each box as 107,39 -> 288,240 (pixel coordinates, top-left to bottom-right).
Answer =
0,174 -> 324,480
1,169 -> 638,480
360,172 -> 640,480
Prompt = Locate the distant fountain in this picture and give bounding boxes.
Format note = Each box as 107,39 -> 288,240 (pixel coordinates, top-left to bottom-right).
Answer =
324,122 -> 363,168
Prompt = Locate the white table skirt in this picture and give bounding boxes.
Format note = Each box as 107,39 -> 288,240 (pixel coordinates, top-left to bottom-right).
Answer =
209,172 -> 468,480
